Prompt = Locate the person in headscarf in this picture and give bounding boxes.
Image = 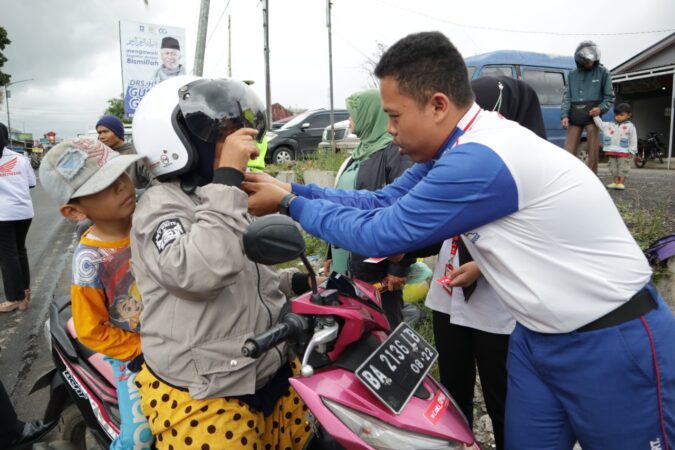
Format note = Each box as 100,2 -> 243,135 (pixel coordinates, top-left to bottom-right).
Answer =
561,40 -> 615,173
418,76 -> 547,450
323,89 -> 414,327
154,36 -> 186,84
471,76 -> 546,139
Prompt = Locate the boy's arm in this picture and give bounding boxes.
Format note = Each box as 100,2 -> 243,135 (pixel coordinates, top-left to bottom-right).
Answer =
132,182 -> 250,301
71,284 -> 141,361
592,116 -> 605,130
630,125 -> 638,154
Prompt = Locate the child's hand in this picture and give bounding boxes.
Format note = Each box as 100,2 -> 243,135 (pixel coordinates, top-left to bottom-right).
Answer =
322,259 -> 332,276
449,261 -> 481,287
589,107 -> 601,117
218,128 -> 260,172
384,274 -> 406,291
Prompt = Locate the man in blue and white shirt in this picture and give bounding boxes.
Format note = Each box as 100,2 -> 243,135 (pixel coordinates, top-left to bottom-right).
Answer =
244,32 -> 675,450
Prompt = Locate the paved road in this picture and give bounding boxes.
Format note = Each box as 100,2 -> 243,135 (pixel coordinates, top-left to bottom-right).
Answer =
0,180 -> 76,431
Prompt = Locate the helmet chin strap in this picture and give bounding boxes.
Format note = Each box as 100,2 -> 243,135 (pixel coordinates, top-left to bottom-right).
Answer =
179,172 -> 199,194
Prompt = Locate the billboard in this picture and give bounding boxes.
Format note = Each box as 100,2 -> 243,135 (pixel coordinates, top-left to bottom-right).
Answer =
119,20 -> 187,118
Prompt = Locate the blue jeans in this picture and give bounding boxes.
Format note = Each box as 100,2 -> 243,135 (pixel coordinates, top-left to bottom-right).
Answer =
505,283 -> 675,450
106,358 -> 154,450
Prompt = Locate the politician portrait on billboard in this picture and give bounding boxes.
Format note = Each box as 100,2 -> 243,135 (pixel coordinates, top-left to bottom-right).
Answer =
119,21 -> 187,118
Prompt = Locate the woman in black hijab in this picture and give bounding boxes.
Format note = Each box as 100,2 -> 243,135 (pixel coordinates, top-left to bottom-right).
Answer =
471,75 -> 546,139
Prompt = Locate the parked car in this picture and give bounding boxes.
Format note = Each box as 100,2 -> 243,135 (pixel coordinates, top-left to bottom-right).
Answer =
318,119 -> 360,153
464,50 -> 612,150
271,115 -> 295,130
266,109 -> 349,164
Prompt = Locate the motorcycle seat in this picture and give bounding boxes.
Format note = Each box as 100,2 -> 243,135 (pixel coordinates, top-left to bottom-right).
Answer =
66,318 -> 117,387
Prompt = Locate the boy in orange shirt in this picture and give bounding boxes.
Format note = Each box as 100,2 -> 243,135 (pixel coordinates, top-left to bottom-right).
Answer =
40,138 -> 152,450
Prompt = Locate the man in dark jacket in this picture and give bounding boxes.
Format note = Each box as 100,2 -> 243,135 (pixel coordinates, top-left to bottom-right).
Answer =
95,115 -> 152,189
561,41 -> 615,174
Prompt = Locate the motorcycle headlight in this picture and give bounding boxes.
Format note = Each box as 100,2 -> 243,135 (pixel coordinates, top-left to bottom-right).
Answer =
323,398 -> 475,450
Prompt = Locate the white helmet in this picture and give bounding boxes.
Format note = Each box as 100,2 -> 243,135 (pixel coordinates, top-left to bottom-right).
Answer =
132,76 -> 266,186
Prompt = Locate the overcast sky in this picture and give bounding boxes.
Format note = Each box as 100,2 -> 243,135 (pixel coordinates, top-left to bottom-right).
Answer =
1,0 -> 674,139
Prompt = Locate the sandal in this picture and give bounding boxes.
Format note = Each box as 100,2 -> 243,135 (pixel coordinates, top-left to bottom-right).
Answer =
0,300 -> 26,313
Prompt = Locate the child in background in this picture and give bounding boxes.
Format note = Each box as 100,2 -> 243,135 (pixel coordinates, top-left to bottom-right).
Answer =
593,103 -> 637,190
39,138 -> 153,450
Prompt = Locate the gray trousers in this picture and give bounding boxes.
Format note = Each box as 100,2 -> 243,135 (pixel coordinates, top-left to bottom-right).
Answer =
564,123 -> 600,174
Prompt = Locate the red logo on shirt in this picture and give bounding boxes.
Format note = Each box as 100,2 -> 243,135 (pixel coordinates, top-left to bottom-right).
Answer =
0,157 -> 20,176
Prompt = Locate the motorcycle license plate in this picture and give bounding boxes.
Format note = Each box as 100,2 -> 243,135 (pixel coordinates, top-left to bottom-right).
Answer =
356,322 -> 438,414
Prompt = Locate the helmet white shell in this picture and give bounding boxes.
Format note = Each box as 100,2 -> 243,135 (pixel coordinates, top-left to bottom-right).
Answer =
132,75 -> 200,178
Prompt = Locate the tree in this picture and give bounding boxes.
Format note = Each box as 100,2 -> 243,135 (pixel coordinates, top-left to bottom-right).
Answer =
0,26 -> 12,87
104,94 -> 130,123
362,42 -> 387,89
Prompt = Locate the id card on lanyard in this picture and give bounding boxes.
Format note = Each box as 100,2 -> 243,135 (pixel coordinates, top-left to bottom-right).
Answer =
434,107 -> 482,297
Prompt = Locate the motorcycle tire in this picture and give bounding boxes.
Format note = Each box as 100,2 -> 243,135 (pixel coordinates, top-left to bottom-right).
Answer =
634,154 -> 646,168
57,404 -> 88,450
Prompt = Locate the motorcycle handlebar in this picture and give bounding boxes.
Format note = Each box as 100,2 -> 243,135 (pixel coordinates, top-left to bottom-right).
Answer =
241,313 -> 308,359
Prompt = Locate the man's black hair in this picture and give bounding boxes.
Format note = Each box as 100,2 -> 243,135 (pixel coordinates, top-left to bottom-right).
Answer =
614,102 -> 632,115
374,31 -> 474,108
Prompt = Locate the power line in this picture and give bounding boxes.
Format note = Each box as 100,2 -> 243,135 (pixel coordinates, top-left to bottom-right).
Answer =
206,0 -> 233,49
377,0 -> 675,37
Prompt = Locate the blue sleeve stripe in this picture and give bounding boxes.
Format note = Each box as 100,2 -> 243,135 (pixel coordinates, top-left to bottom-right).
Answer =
293,143 -> 519,256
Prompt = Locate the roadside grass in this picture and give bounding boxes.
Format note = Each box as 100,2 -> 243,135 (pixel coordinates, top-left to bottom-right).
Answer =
265,149 -> 350,183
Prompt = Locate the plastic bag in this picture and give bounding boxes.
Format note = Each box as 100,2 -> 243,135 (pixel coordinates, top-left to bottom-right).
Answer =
402,262 -> 433,303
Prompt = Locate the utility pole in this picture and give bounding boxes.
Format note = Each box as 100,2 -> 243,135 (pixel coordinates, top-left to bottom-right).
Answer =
228,15 -> 232,77
262,0 -> 272,130
194,0 -> 210,76
326,0 -> 336,152
3,79 -> 34,140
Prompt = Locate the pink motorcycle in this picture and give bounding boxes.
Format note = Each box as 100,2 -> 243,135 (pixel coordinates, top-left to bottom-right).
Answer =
242,216 -> 479,450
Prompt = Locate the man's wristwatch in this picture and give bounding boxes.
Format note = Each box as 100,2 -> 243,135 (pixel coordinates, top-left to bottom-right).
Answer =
279,193 -> 297,216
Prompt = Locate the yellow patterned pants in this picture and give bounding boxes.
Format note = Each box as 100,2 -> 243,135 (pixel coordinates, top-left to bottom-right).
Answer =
136,363 -> 311,450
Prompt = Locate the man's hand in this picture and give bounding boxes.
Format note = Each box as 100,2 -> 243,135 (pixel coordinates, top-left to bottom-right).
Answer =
244,172 -> 292,192
449,261 -> 481,287
218,128 -> 260,172
384,274 -> 406,292
241,181 -> 289,216
561,118 -> 569,129
589,107 -> 601,117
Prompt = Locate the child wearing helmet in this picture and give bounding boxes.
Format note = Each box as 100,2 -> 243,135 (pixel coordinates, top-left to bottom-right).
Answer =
130,76 -> 313,450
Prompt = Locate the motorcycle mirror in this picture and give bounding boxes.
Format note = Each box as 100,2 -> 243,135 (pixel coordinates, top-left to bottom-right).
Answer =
243,215 -> 306,265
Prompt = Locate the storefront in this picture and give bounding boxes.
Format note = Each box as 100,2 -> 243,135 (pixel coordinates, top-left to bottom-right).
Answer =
612,33 -> 674,169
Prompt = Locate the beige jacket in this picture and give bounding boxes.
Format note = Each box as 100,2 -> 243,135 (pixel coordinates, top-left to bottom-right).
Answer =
131,180 -> 295,400
114,142 -> 154,189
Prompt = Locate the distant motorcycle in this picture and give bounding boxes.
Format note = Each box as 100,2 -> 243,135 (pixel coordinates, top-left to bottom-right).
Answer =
634,132 -> 666,168
30,152 -> 42,169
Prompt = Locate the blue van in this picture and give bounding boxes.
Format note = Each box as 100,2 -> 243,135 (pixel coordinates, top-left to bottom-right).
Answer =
464,50 -> 612,149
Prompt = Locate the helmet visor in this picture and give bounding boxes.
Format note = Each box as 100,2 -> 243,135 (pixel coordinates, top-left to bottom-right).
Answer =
577,47 -> 598,63
177,78 -> 267,144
